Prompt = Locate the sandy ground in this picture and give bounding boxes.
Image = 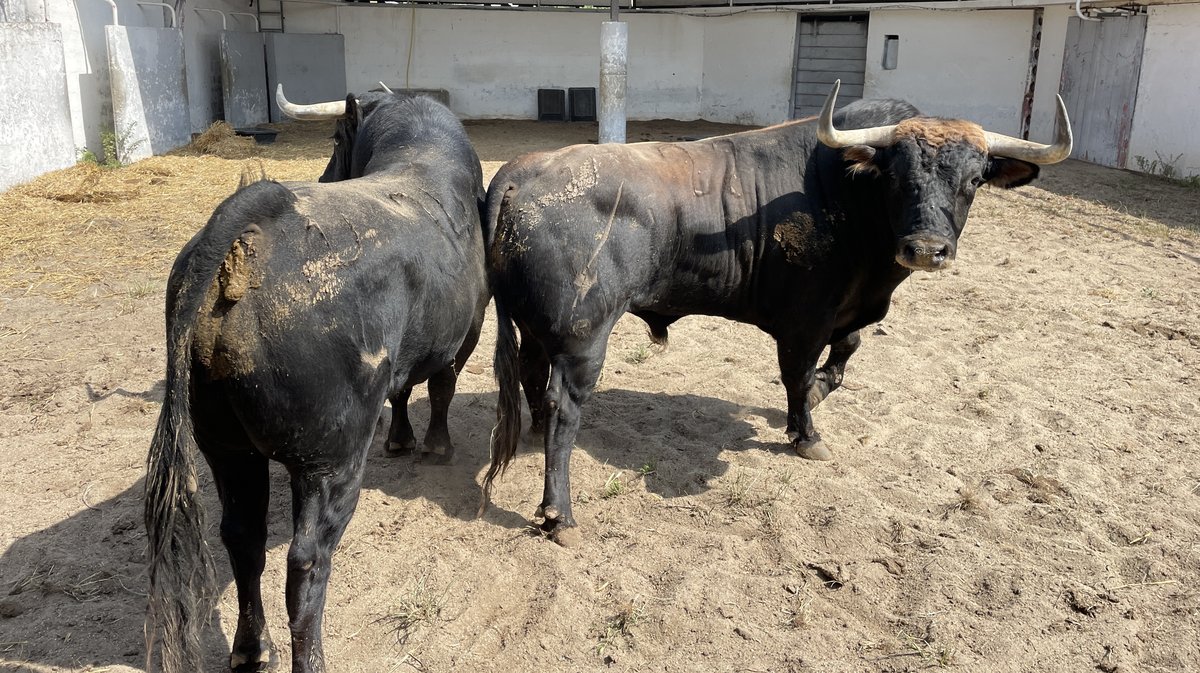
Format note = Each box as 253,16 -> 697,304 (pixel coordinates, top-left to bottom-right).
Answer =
1,116 -> 1198,673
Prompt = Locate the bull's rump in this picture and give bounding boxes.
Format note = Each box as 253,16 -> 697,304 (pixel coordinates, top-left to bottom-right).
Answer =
185,180 -> 483,449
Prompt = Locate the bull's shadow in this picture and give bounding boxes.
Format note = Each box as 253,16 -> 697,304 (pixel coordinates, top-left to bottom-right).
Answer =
365,388 -> 789,523
0,384 -> 783,671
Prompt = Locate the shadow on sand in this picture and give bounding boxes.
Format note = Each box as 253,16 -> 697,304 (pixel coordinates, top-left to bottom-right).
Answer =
0,385 -> 789,670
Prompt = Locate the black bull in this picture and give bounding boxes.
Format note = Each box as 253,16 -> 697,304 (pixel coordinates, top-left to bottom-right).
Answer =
480,88 -> 1072,544
143,92 -> 488,673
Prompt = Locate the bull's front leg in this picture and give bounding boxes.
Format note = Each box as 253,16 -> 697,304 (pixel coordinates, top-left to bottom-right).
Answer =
777,337 -> 833,461
806,330 -> 862,410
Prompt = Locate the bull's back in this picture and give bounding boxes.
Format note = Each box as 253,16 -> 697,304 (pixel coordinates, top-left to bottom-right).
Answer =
490,133 -> 807,321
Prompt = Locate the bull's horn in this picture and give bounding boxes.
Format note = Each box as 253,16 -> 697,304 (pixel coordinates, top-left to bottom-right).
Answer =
817,79 -> 897,149
982,94 -> 1073,164
378,81 -> 394,94
276,84 -> 347,120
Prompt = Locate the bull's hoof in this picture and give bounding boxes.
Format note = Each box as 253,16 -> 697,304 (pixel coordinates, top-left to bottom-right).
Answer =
417,449 -> 453,465
386,437 -> 416,456
230,645 -> 278,672
534,507 -> 580,546
419,432 -> 454,464
795,438 -> 833,461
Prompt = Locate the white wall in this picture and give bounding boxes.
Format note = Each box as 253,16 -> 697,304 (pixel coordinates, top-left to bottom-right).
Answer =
47,0 -> 157,155
1029,5 -> 1070,142
702,13 -> 795,126
287,4 -> 795,125
1127,4 -> 1200,177
184,0 -> 260,134
45,0 -> 251,156
864,9 -> 1034,135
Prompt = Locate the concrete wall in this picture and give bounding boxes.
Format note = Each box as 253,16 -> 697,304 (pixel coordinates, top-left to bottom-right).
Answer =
1127,4 -> 1200,177
0,22 -> 76,190
220,31 -> 269,128
702,13 -> 796,126
106,25 -> 191,161
186,0 -> 265,134
265,32 -> 347,122
1029,6 -> 1071,142
864,9 -> 1035,135
42,0 -> 250,158
286,4 -> 796,126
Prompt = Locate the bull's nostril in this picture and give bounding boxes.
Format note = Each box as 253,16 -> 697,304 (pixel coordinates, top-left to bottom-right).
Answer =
934,245 -> 950,260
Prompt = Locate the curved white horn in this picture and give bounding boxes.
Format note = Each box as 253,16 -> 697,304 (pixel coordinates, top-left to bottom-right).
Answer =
983,94 -> 1073,164
817,80 -> 898,149
378,81 -> 394,94
276,84 -> 347,120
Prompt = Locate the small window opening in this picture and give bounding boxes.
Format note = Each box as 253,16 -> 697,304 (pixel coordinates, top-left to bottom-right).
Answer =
883,35 -> 899,70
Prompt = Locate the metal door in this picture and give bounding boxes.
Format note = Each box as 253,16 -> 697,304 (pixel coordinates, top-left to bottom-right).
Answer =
792,16 -> 868,119
1059,13 -> 1147,167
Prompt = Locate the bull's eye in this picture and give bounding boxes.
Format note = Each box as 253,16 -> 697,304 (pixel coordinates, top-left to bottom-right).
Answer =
970,176 -> 985,187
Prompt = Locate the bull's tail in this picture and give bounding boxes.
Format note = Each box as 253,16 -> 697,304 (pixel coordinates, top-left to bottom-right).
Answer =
145,313 -> 215,673
478,297 -> 522,516
478,179 -> 523,517
145,184 -> 280,672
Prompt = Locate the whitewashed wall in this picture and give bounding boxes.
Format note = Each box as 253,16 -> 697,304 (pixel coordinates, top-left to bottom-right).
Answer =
283,4 -> 795,126
46,0 -> 252,156
1029,5 -> 1071,142
864,9 -> 1035,135
184,0 -> 262,134
702,13 -> 796,125
1127,4 -> 1200,177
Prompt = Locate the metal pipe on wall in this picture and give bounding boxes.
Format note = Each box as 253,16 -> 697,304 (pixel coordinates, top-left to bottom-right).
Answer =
100,0 -> 118,25
229,12 -> 260,31
137,1 -> 177,28
193,8 -> 227,30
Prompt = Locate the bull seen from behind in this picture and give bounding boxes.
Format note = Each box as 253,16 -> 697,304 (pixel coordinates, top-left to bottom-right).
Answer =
144,88 -> 488,672
480,82 -> 1072,544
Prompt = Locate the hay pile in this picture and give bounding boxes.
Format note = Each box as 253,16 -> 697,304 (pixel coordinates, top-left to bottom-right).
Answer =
174,121 -> 261,160
0,122 -> 335,298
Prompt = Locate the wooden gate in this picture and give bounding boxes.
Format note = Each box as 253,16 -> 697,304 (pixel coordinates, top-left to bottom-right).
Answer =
1059,13 -> 1147,167
792,16 -> 868,119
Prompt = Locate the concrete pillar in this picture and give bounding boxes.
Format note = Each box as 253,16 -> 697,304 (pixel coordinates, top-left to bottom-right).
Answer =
599,21 -> 627,144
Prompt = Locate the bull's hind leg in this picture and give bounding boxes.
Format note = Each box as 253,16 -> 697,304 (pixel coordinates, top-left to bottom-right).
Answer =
284,447 -> 368,673
207,452 -> 278,672
777,336 -> 834,461
538,320 -> 617,546
386,388 -> 417,455
420,313 -> 485,464
806,331 -> 862,409
518,334 -> 550,436
420,367 -> 458,464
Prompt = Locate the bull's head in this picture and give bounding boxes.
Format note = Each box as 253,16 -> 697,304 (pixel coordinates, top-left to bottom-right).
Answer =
817,81 -> 1072,272
276,83 -> 396,182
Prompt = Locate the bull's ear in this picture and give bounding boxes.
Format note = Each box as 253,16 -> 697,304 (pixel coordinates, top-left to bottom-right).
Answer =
343,94 -> 361,129
985,157 -> 1039,189
843,145 -> 879,176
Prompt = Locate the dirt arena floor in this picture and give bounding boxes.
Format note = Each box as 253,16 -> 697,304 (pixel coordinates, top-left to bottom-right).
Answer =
1,116 -> 1198,673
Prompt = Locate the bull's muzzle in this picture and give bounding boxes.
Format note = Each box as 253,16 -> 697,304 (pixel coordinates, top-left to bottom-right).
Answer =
897,235 -> 954,271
